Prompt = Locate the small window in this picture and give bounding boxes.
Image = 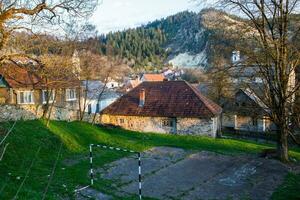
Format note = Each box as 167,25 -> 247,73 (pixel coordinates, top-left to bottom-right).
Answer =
42,90 -> 55,104
162,119 -> 172,127
88,104 -> 92,114
66,89 -> 76,101
119,118 -> 124,124
95,103 -> 100,113
18,91 -> 34,104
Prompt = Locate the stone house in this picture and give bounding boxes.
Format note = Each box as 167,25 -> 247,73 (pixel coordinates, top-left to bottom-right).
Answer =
222,88 -> 277,132
0,63 -> 81,121
100,81 -> 222,137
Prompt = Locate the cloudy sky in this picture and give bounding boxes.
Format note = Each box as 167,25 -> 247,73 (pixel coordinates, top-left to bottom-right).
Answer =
90,0 -> 208,34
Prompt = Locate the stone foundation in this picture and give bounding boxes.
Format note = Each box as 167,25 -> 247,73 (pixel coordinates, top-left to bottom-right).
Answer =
0,104 -> 79,122
100,114 -> 219,137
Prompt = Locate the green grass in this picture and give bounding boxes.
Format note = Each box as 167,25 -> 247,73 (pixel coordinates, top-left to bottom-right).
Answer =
271,173 -> 300,200
0,120 -> 299,199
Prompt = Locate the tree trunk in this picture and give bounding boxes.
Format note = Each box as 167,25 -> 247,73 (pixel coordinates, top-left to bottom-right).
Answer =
277,126 -> 289,162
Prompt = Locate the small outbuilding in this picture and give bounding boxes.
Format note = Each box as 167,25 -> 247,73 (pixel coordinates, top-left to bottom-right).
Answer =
222,88 -> 277,133
100,81 -> 222,137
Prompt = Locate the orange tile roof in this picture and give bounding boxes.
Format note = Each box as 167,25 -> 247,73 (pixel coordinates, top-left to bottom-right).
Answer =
142,74 -> 165,82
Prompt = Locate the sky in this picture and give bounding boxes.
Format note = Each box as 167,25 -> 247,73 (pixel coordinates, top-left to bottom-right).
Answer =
90,0 -> 207,34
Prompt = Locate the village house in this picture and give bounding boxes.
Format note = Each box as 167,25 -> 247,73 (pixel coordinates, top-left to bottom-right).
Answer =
100,81 -> 222,137
0,63 -> 81,121
221,88 -> 277,133
105,77 -> 120,89
124,78 -> 140,92
162,68 -> 184,81
124,73 -> 165,92
81,80 -> 121,114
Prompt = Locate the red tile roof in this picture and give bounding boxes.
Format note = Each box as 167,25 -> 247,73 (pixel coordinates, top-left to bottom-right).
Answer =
101,81 -> 222,118
142,74 -> 165,82
0,65 -> 42,88
0,64 -> 80,89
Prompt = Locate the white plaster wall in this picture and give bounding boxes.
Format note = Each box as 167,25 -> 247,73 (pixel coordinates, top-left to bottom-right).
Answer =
85,98 -> 118,114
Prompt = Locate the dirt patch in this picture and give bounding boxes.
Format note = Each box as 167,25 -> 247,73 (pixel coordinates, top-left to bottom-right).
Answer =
94,147 -> 290,200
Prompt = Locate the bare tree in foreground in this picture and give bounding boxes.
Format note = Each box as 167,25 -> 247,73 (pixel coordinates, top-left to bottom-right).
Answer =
212,0 -> 300,162
0,0 -> 98,63
39,54 -> 75,126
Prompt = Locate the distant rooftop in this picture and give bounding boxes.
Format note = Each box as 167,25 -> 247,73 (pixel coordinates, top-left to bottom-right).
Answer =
142,74 -> 165,82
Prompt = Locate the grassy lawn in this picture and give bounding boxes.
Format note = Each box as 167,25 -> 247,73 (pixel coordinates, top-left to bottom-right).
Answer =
271,173 -> 300,200
0,120 -> 299,199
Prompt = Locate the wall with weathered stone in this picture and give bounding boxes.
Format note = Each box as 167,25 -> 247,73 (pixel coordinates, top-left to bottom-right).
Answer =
177,117 -> 218,137
100,114 -> 218,137
0,104 -> 79,122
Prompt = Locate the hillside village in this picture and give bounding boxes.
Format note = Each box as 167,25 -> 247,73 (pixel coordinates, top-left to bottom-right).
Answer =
0,51 -> 295,137
0,1 -> 300,200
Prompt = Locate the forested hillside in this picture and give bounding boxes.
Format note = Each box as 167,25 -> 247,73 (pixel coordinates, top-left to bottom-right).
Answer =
96,11 -> 209,68
94,10 -> 300,69
98,27 -> 167,67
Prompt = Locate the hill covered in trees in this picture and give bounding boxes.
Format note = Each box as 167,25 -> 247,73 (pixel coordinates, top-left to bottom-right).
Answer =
93,9 -> 247,69
98,27 -> 167,68
94,9 -> 300,69
96,11 -> 211,69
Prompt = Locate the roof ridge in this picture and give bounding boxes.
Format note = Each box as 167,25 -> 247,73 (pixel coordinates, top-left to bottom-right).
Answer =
242,88 -> 270,114
184,81 -> 222,115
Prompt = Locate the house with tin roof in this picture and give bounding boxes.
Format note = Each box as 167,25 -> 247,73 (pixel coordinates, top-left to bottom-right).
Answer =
100,81 -> 222,137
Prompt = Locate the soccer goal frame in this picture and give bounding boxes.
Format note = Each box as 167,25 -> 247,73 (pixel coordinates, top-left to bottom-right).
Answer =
89,144 -> 142,200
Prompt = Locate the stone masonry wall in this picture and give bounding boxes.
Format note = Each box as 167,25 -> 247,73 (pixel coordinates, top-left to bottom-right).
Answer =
100,114 -> 218,137
0,104 -> 79,122
177,117 -> 217,137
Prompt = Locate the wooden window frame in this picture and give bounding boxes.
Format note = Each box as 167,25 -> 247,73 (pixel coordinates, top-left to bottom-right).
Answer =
42,90 -> 55,104
66,88 -> 77,101
17,90 -> 34,105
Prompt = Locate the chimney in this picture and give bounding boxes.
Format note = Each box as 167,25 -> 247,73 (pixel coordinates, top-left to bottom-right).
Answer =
139,89 -> 145,107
